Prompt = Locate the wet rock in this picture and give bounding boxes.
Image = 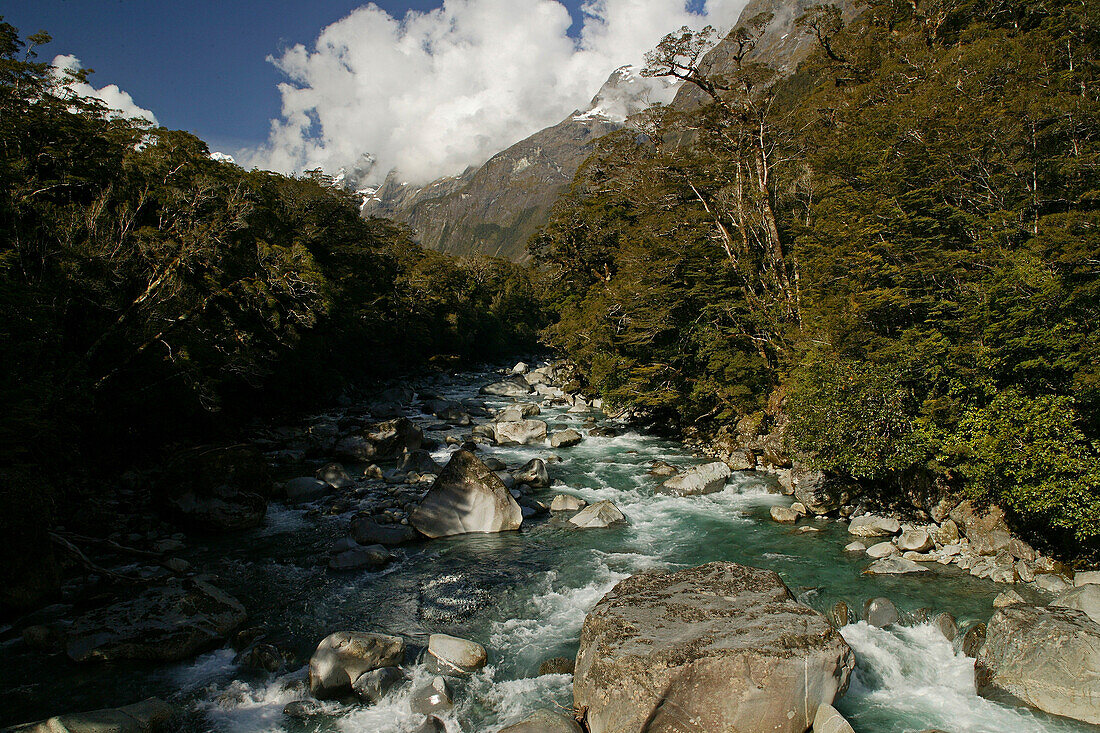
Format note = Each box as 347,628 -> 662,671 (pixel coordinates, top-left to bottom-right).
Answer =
9,698 -> 178,733
568,500 -> 626,528
283,700 -> 326,720
66,578 -> 246,663
726,449 -> 757,471
539,657 -> 575,675
1034,573 -> 1072,594
1051,584 -> 1100,624
513,459 -> 550,489
844,541 -> 867,553
813,703 -> 856,733
480,378 -> 534,398
427,633 -> 487,675
498,710 -> 584,733
550,494 -> 587,512
897,528 -> 934,552
799,526 -> 822,534
410,450 -> 523,538
235,642 -> 284,674
573,562 -> 854,733
413,717 -> 447,733
848,515 -> 901,537
352,666 -> 407,704
792,467 -> 856,515
863,597 -> 899,628
550,429 -> 583,448
1075,571 -> 1100,587
409,676 -> 453,715
960,623 -> 986,657
977,604 -> 1100,724
657,461 -> 731,497
282,477 -> 331,503
589,427 -> 620,438
400,450 -> 443,476
316,463 -> 354,489
770,506 -> 799,523
349,517 -> 419,546
865,557 -> 928,575
647,460 -> 679,477
993,590 -> 1026,608
336,418 -> 424,462
512,362 -> 529,374
328,544 -> 393,572
866,541 -> 900,558
829,601 -> 853,628
933,612 -> 958,641
309,631 -> 406,699
494,420 -> 548,446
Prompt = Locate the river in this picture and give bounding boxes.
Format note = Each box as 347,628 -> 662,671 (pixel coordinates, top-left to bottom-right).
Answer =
2,366 -> 1095,733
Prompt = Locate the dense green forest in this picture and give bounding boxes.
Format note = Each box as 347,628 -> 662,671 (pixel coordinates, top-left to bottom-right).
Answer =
0,20 -> 544,610
532,0 -> 1100,549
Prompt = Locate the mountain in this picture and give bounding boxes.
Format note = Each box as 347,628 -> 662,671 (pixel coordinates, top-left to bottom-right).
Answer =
360,66 -> 677,262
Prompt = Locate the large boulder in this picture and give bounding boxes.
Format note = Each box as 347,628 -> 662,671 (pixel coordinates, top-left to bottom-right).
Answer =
897,528 -> 934,552
657,461 -> 731,497
8,698 -> 177,733
550,429 -> 584,448
399,450 -> 443,475
410,450 -> 523,538
498,710 -> 583,733
349,517 -> 419,546
573,562 -> 854,733
949,501 -> 1013,556
976,604 -> 1100,725
568,501 -> 626,529
513,458 -> 550,489
847,515 -> 901,537
1051,584 -> 1100,625
864,557 -> 928,575
494,420 -> 548,446
792,467 -> 857,515
550,494 -> 587,512
309,631 -> 406,699
281,477 -> 330,503
66,579 -> 246,663
480,378 -> 534,397
335,418 -> 423,462
426,633 -> 487,675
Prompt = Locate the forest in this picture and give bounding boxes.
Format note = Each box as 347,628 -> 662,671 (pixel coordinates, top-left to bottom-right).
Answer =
531,0 -> 1100,552
0,20 -> 545,609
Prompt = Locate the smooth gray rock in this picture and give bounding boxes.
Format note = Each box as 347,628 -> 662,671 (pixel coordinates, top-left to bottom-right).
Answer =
282,700 -> 326,720
813,703 -> 856,733
949,501 -> 1013,556
933,612 -> 958,641
550,429 -> 583,448
844,541 -> 867,553
977,604 -> 1100,725
771,506 -> 799,523
863,597 -> 899,628
513,459 -> 550,489
65,579 -> 246,663
568,500 -> 626,528
282,477 -> 331,503
400,450 -> 443,476
328,544 -> 393,572
410,450 -> 522,538
352,666 -> 407,704
897,528 -> 934,552
480,379 -> 534,397
1052,584 -> 1100,624
865,557 -> 928,575
412,717 -> 446,733
349,517 -> 419,546
1034,573 -> 1072,593
993,590 -> 1025,608
498,709 -> 583,733
657,461 -> 731,496
848,515 -> 901,537
1075,571 -> 1100,587
427,633 -> 487,675
792,468 -> 856,515
550,494 -> 587,512
866,541 -> 900,559
494,419 -> 548,446
573,562 -> 854,733
335,418 -> 424,462
7,698 -> 177,733
409,676 -> 453,715
309,631 -> 406,699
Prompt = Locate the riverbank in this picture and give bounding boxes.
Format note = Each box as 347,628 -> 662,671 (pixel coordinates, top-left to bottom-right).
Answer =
2,362 -> 1096,732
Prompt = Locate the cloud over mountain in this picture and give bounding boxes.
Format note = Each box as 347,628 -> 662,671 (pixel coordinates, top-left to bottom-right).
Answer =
51,54 -> 159,125
246,0 -> 746,184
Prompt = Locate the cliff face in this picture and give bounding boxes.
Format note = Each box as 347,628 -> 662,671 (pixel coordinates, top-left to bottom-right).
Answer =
361,66 -> 676,262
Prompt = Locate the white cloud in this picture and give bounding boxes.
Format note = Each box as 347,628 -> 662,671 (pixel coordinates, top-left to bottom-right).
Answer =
245,0 -> 747,184
50,54 -> 159,125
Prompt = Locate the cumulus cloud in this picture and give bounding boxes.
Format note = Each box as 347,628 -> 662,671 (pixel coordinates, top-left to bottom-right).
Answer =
50,54 -> 159,125
246,0 -> 747,184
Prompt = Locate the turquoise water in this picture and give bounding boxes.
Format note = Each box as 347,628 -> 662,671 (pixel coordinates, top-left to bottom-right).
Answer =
3,368 -> 1096,733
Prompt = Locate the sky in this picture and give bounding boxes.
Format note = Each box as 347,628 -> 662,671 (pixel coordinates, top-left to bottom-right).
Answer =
5,0 -> 747,184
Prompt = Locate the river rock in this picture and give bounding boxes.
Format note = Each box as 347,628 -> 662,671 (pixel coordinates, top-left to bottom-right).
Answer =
1051,584 -> 1100,624
336,418 -> 424,462
771,506 -> 799,523
316,462 -> 354,489
409,676 -> 454,715
813,703 -> 856,733
829,601 -> 853,628
844,541 -> 867,553
568,500 -> 626,528
350,517 -> 418,546
1075,571 -> 1100,587
1034,573 -> 1072,593
550,429 -> 584,448
328,544 -> 393,572
949,501 -> 1013,556
512,362 -> 529,374
657,461 -> 731,497
993,590 -> 1025,608
400,450 -> 443,476
513,459 -> 550,489
309,631 -> 406,698
863,597 -> 900,628
281,477 -> 330,503
539,657 -> 575,675
165,490 -> 266,532
283,700 -> 326,720
413,717 -> 447,733
573,562 -> 854,733
65,578 -> 246,663
931,519 -> 960,546
933,612 -> 958,641
960,623 -> 986,657
865,557 -> 928,575
897,528 -> 934,552
352,666 -> 407,704
410,450 -> 522,538
976,604 -> 1100,724
494,420 -> 548,446
866,541 -> 900,558
427,633 -> 487,675
550,494 -> 587,512
848,515 -> 901,537
8,698 -> 178,733
498,710 -> 583,733
480,378 -> 534,397
792,467 -> 856,515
